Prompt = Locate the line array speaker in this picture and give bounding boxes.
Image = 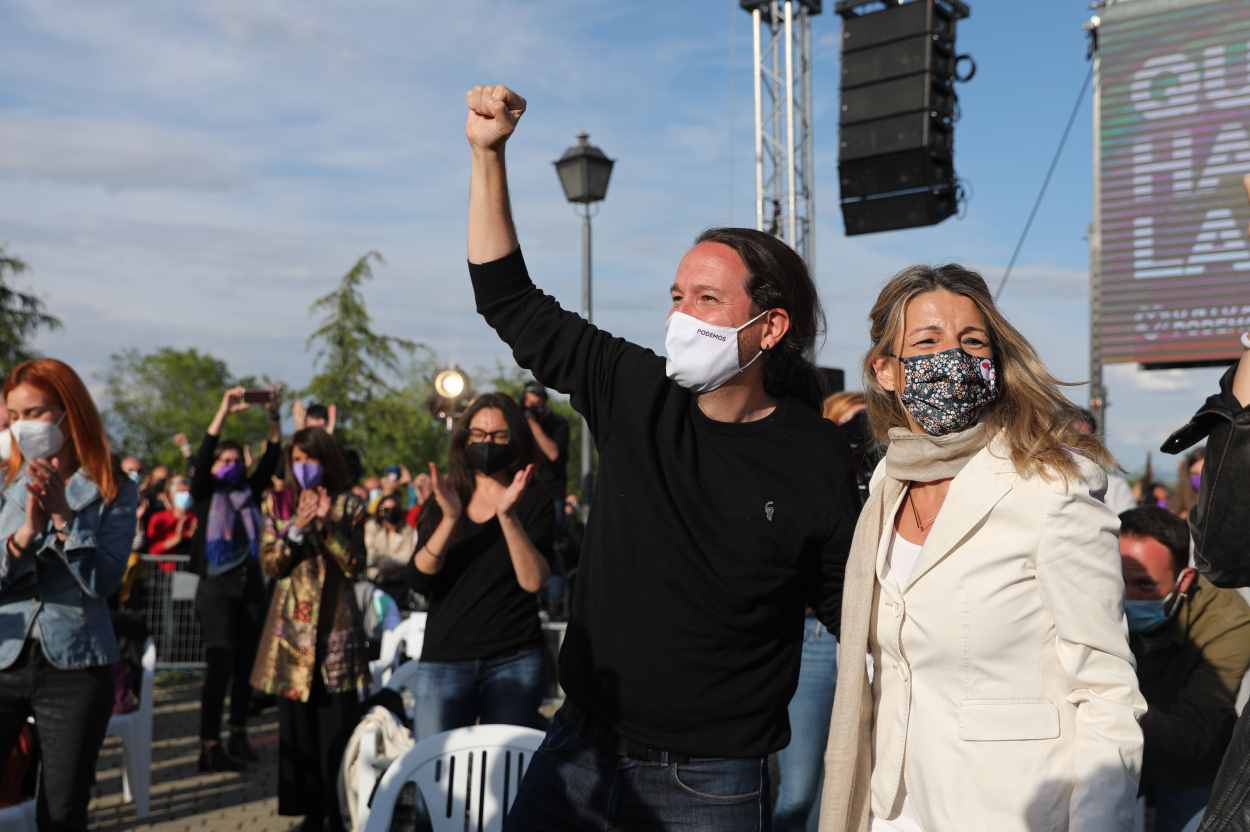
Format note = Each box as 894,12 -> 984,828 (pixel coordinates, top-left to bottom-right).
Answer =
836,0 -> 971,235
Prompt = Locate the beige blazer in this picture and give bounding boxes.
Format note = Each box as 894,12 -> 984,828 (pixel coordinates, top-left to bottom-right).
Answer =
819,435 -> 1146,832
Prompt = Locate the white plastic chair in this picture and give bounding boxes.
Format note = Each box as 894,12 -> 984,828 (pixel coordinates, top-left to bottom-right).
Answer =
362,725 -> 544,832
369,612 -> 426,691
348,657 -> 425,827
105,639 -> 156,819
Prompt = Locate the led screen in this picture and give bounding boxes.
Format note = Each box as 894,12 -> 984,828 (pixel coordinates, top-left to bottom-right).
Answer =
1099,0 -> 1250,365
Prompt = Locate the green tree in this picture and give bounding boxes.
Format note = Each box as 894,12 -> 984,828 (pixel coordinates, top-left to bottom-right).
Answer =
349,355 -> 453,475
0,245 -> 62,366
304,252 -> 415,449
104,347 -> 277,469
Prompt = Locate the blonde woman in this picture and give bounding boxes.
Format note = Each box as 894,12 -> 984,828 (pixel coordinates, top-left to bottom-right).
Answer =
819,264 -> 1145,832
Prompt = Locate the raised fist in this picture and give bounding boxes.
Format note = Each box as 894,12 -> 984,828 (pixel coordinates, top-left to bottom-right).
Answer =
465,84 -> 527,151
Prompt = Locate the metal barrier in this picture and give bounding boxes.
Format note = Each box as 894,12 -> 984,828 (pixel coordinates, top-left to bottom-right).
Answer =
136,554 -> 571,679
136,554 -> 206,670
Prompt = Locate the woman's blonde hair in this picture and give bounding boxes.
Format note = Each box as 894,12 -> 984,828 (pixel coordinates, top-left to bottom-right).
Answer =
863,264 -> 1113,481
822,391 -> 866,425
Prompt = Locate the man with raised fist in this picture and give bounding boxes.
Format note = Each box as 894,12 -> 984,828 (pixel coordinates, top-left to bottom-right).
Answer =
462,84 -> 858,831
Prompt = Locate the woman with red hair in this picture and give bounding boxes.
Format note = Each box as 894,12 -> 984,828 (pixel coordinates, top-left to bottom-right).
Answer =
0,358 -> 138,830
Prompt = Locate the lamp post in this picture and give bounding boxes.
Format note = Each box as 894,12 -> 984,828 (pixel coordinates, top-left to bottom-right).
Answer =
554,132 -> 614,496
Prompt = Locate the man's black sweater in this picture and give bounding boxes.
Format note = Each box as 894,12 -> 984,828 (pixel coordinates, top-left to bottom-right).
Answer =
471,249 -> 858,758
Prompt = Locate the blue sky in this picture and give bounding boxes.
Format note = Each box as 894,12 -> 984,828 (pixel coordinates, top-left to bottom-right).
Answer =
0,0 -> 1227,478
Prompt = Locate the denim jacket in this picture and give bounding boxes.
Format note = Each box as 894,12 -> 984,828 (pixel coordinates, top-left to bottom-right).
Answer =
0,467 -> 139,670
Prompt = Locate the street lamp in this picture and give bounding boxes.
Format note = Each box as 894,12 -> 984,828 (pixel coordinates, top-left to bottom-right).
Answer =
554,132 -> 614,496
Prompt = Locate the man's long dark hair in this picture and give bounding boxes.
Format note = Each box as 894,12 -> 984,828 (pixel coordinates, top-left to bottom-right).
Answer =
417,392 -> 537,540
696,227 -> 826,408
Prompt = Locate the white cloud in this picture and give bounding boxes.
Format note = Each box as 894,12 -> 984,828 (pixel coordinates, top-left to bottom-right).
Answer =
0,116 -> 255,191
0,0 -> 1228,476
1105,363 -> 1198,394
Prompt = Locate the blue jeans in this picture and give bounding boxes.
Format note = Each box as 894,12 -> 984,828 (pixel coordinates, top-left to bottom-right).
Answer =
774,615 -> 838,832
1148,784 -> 1209,832
505,706 -> 771,831
413,646 -> 545,739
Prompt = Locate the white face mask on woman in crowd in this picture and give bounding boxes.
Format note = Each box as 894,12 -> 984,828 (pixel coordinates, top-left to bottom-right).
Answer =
11,411 -> 66,461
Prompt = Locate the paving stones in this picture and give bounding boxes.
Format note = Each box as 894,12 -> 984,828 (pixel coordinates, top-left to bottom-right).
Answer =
89,679 -> 299,832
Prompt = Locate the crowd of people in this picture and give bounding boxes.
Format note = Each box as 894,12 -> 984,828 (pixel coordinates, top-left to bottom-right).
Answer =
0,80 -> 1247,832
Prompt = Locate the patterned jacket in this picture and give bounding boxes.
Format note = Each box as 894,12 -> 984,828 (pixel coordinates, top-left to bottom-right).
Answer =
251,492 -> 369,701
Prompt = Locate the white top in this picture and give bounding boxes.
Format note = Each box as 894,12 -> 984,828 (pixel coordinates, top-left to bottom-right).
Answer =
883,531 -> 924,593
871,530 -> 929,832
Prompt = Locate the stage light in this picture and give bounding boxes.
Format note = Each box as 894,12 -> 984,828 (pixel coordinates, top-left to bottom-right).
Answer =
434,369 -> 467,400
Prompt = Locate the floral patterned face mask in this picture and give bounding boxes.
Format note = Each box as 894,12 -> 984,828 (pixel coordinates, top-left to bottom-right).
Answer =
895,347 -> 999,436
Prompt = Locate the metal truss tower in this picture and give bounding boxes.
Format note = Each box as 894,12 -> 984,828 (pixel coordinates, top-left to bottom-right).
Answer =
742,1 -> 820,269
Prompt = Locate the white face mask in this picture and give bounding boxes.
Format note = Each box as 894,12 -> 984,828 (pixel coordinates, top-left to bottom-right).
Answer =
664,309 -> 768,394
0,429 -> 10,463
11,413 -> 66,461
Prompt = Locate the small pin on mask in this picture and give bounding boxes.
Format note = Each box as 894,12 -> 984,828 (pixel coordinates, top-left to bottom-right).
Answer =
764,501 -> 775,522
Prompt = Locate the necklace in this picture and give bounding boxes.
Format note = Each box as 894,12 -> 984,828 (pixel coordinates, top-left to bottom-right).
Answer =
908,485 -> 939,532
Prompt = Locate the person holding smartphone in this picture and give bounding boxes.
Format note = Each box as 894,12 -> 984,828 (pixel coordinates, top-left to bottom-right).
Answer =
0,358 -> 139,829
190,386 -> 282,771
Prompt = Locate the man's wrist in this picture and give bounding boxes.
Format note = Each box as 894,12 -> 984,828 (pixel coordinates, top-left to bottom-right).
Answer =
470,145 -> 505,163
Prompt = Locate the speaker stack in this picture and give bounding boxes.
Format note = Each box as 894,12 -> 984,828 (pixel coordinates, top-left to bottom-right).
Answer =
836,0 -> 972,235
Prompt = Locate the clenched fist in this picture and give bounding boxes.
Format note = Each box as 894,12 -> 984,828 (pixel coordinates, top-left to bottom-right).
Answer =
465,84 -> 527,151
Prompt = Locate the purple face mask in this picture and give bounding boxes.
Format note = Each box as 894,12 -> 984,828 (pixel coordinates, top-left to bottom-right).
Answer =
1190,473 -> 1202,491
214,462 -> 244,486
293,461 -> 323,490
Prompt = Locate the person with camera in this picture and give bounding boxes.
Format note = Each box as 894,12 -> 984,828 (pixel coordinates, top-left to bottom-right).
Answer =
521,383 -> 570,506
0,358 -> 139,830
1162,334 -> 1250,832
190,386 -> 282,772
409,392 -> 553,738
250,427 -> 368,832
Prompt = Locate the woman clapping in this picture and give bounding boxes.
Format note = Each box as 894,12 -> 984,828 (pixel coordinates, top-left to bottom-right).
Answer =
410,393 -> 553,738
0,359 -> 138,829
251,427 -> 368,832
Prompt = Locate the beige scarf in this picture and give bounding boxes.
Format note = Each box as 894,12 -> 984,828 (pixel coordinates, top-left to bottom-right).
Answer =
817,423 -> 988,832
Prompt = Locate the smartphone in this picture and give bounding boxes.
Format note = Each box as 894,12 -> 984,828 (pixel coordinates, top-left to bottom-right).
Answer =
243,389 -> 274,405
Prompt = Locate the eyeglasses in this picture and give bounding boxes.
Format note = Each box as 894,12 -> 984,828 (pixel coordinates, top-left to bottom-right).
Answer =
468,428 -> 510,444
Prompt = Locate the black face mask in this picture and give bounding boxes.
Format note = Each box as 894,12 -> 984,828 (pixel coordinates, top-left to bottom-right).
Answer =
384,506 -> 406,526
465,441 -> 516,475
526,404 -> 547,419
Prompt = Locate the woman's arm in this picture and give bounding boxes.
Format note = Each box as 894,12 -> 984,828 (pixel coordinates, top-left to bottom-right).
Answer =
259,517 -> 310,579
413,464 -> 462,577
413,514 -> 458,577
54,479 -> 140,599
1035,470 -> 1147,831
495,466 -> 552,593
498,510 -> 550,594
248,400 -> 283,500
309,494 -> 365,579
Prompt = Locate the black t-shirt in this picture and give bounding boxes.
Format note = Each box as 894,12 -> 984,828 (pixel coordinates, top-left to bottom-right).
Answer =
410,486 -> 554,662
531,409 -> 570,501
470,249 -> 858,758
